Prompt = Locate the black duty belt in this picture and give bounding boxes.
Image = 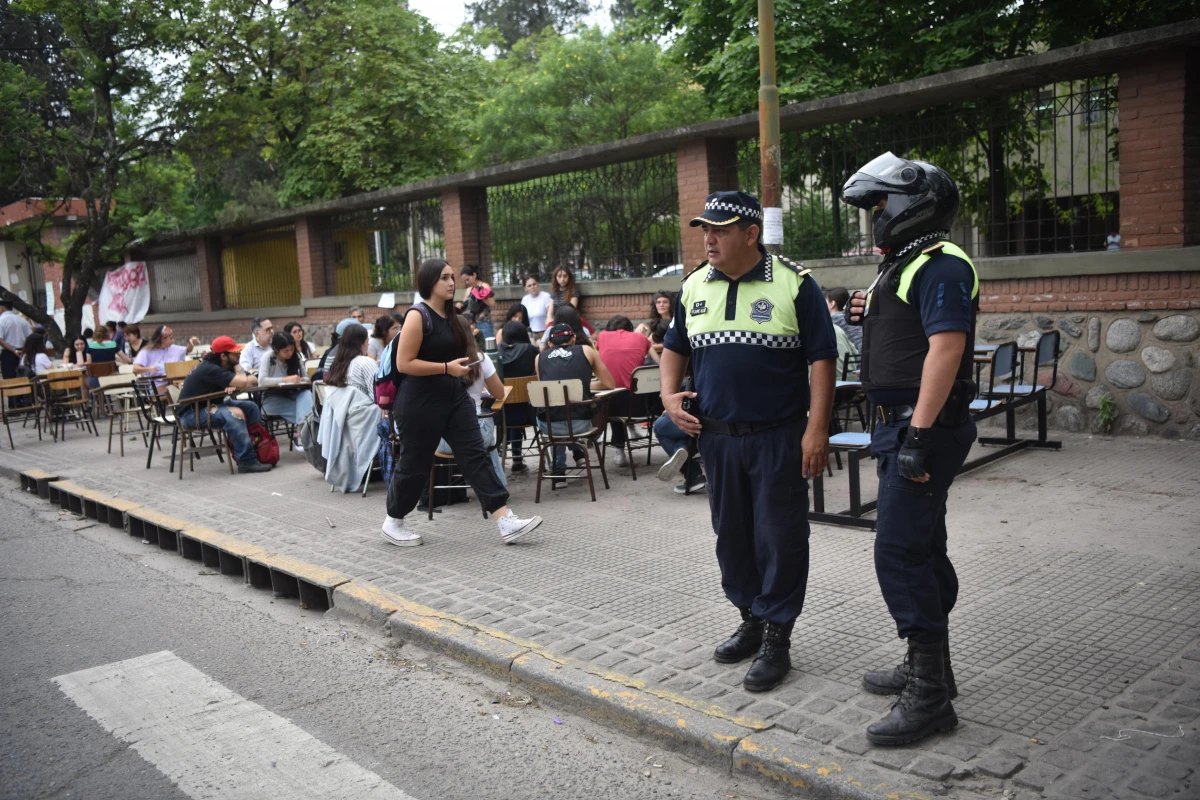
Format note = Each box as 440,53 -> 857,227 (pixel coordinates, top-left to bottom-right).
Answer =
876,405 -> 916,424
696,413 -> 806,437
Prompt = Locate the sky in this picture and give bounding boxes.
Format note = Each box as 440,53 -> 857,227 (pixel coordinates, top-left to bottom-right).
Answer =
408,0 -> 614,38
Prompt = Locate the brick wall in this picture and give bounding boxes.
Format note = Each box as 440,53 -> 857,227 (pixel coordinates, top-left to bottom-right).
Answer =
295,216 -> 328,299
979,272 -> 1200,313
1118,48 -> 1200,249
442,187 -> 491,280
676,139 -> 739,269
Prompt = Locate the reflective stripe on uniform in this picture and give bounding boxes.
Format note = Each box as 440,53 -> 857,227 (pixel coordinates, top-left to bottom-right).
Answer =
895,241 -> 980,304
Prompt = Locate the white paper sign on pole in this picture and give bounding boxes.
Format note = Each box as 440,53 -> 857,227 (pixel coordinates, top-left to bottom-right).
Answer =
45,281 -> 55,315
763,207 -> 784,246
97,261 -> 150,324
377,292 -> 396,309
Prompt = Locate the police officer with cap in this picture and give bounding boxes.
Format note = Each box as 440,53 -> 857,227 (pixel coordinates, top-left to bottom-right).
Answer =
661,190 -> 837,692
840,153 -> 978,745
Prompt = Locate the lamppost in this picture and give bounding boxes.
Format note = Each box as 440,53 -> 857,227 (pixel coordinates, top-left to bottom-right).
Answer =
758,0 -> 783,255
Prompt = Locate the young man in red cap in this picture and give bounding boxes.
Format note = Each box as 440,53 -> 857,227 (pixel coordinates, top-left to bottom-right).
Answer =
177,335 -> 271,473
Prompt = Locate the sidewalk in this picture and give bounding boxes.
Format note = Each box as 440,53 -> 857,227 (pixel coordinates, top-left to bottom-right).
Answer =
2,420 -> 1198,799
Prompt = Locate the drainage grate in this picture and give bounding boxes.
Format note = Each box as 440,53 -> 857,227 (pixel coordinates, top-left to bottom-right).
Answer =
179,525 -> 267,584
245,553 -> 349,612
126,509 -> 189,553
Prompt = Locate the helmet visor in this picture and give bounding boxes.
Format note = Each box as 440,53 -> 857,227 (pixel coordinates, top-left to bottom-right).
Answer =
841,152 -> 924,208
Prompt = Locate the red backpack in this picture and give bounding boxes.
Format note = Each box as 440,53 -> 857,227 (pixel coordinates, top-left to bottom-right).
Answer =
228,421 -> 280,466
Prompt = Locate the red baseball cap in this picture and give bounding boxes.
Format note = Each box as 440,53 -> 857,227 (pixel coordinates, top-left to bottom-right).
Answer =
210,335 -> 243,354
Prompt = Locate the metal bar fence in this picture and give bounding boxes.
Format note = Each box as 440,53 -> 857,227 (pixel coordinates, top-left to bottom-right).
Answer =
328,198 -> 444,294
734,77 -> 1119,260
487,153 -> 681,285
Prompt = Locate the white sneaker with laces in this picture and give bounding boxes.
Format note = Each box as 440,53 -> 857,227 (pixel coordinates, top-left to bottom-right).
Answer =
613,449 -> 628,467
498,509 -> 543,544
657,449 -> 687,482
293,437 -> 305,453
381,515 -> 423,546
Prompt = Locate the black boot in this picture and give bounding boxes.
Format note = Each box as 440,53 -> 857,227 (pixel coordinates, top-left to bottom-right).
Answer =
743,620 -> 793,692
862,634 -> 957,699
865,639 -> 958,746
714,608 -> 763,664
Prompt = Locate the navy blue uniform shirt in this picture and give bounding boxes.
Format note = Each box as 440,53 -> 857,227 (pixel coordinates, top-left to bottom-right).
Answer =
663,256 -> 838,424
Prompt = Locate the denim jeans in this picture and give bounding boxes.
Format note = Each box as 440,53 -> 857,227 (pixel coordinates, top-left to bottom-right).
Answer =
535,417 -> 591,471
654,414 -> 702,480
261,389 -> 313,425
438,416 -> 506,487
178,398 -> 261,464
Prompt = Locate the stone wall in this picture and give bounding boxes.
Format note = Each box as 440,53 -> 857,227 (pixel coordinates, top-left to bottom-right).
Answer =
978,310 -> 1200,438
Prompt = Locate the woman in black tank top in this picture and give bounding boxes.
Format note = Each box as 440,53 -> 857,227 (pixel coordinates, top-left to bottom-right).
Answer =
381,259 -> 543,548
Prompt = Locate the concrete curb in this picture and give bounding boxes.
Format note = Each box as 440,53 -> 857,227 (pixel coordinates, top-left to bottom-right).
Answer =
10,467 -> 943,800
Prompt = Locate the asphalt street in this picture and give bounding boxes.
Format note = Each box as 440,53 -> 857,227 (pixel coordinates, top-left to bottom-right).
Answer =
0,485 -> 794,800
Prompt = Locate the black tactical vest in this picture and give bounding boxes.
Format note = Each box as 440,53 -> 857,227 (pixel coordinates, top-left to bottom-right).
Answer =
861,242 -> 979,393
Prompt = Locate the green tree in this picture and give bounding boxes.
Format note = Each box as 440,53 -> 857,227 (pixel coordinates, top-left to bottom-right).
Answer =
470,26 -> 710,166
0,0 -> 188,349
633,0 -> 1199,116
179,0 -> 488,213
467,0 -> 593,52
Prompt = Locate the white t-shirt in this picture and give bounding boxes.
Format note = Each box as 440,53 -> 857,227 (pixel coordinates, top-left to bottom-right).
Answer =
522,292 -> 553,333
34,353 -> 52,372
465,355 -> 497,414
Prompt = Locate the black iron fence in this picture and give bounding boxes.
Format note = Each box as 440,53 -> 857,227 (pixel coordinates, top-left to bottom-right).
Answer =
736,76 -> 1119,260
487,153 -> 682,285
329,198 -> 444,294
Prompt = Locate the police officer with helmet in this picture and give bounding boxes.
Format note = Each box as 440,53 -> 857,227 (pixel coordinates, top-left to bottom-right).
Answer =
840,153 -> 978,745
661,190 -> 838,692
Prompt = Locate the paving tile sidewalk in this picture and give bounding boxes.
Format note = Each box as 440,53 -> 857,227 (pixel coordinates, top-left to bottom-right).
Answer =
3,422 -> 1198,799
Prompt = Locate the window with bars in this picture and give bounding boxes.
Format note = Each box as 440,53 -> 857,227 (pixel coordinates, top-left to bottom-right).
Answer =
328,198 -> 444,293
735,76 -> 1119,259
487,153 -> 681,285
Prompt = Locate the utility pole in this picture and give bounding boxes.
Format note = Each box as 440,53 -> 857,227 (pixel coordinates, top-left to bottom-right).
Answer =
758,0 -> 783,255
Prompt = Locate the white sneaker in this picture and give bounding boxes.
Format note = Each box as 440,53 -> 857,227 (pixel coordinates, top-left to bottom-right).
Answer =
381,515 -> 423,546
293,437 -> 304,453
498,509 -> 542,544
674,477 -> 707,494
627,423 -> 647,440
658,449 -> 687,482
613,449 -> 628,467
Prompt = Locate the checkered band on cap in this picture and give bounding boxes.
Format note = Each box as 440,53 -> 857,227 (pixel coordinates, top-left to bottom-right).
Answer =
689,331 -> 801,349
704,199 -> 763,220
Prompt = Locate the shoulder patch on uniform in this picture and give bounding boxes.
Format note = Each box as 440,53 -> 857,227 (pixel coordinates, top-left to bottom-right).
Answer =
689,299 -> 708,316
776,255 -> 805,274
749,297 -> 774,324
922,242 -> 946,254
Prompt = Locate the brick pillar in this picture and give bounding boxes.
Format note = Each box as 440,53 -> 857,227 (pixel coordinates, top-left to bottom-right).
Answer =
296,216 -> 329,298
195,235 -> 224,312
441,187 -> 491,280
1119,48 -> 1200,249
676,138 -> 740,270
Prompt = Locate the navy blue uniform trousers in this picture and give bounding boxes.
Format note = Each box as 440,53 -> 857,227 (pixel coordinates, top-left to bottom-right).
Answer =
698,418 -> 811,624
870,418 -> 976,644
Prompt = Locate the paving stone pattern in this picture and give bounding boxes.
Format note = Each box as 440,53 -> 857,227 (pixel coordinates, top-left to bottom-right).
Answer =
3,425 -> 1198,800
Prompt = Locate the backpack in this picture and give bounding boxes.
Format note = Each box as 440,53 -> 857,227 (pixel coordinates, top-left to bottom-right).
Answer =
374,303 -> 434,408
227,421 -> 280,466
297,408 -> 326,473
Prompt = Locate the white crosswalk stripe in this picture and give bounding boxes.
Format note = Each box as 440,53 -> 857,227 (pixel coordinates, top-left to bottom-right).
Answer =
54,651 -> 419,800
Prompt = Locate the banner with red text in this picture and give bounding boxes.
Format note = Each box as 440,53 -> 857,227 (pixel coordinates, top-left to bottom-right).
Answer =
97,262 -> 150,324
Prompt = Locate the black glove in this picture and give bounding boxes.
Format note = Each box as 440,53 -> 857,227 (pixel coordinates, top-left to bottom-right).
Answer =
898,426 -> 930,480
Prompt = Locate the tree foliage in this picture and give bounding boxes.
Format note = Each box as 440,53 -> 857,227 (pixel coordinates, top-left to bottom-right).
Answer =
179,0 -> 489,212
632,0 -> 1200,116
469,26 -> 710,166
467,0 -> 593,52
0,0 -> 189,348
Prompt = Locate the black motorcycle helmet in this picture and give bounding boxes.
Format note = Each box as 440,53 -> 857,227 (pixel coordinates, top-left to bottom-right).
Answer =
841,152 -> 959,250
